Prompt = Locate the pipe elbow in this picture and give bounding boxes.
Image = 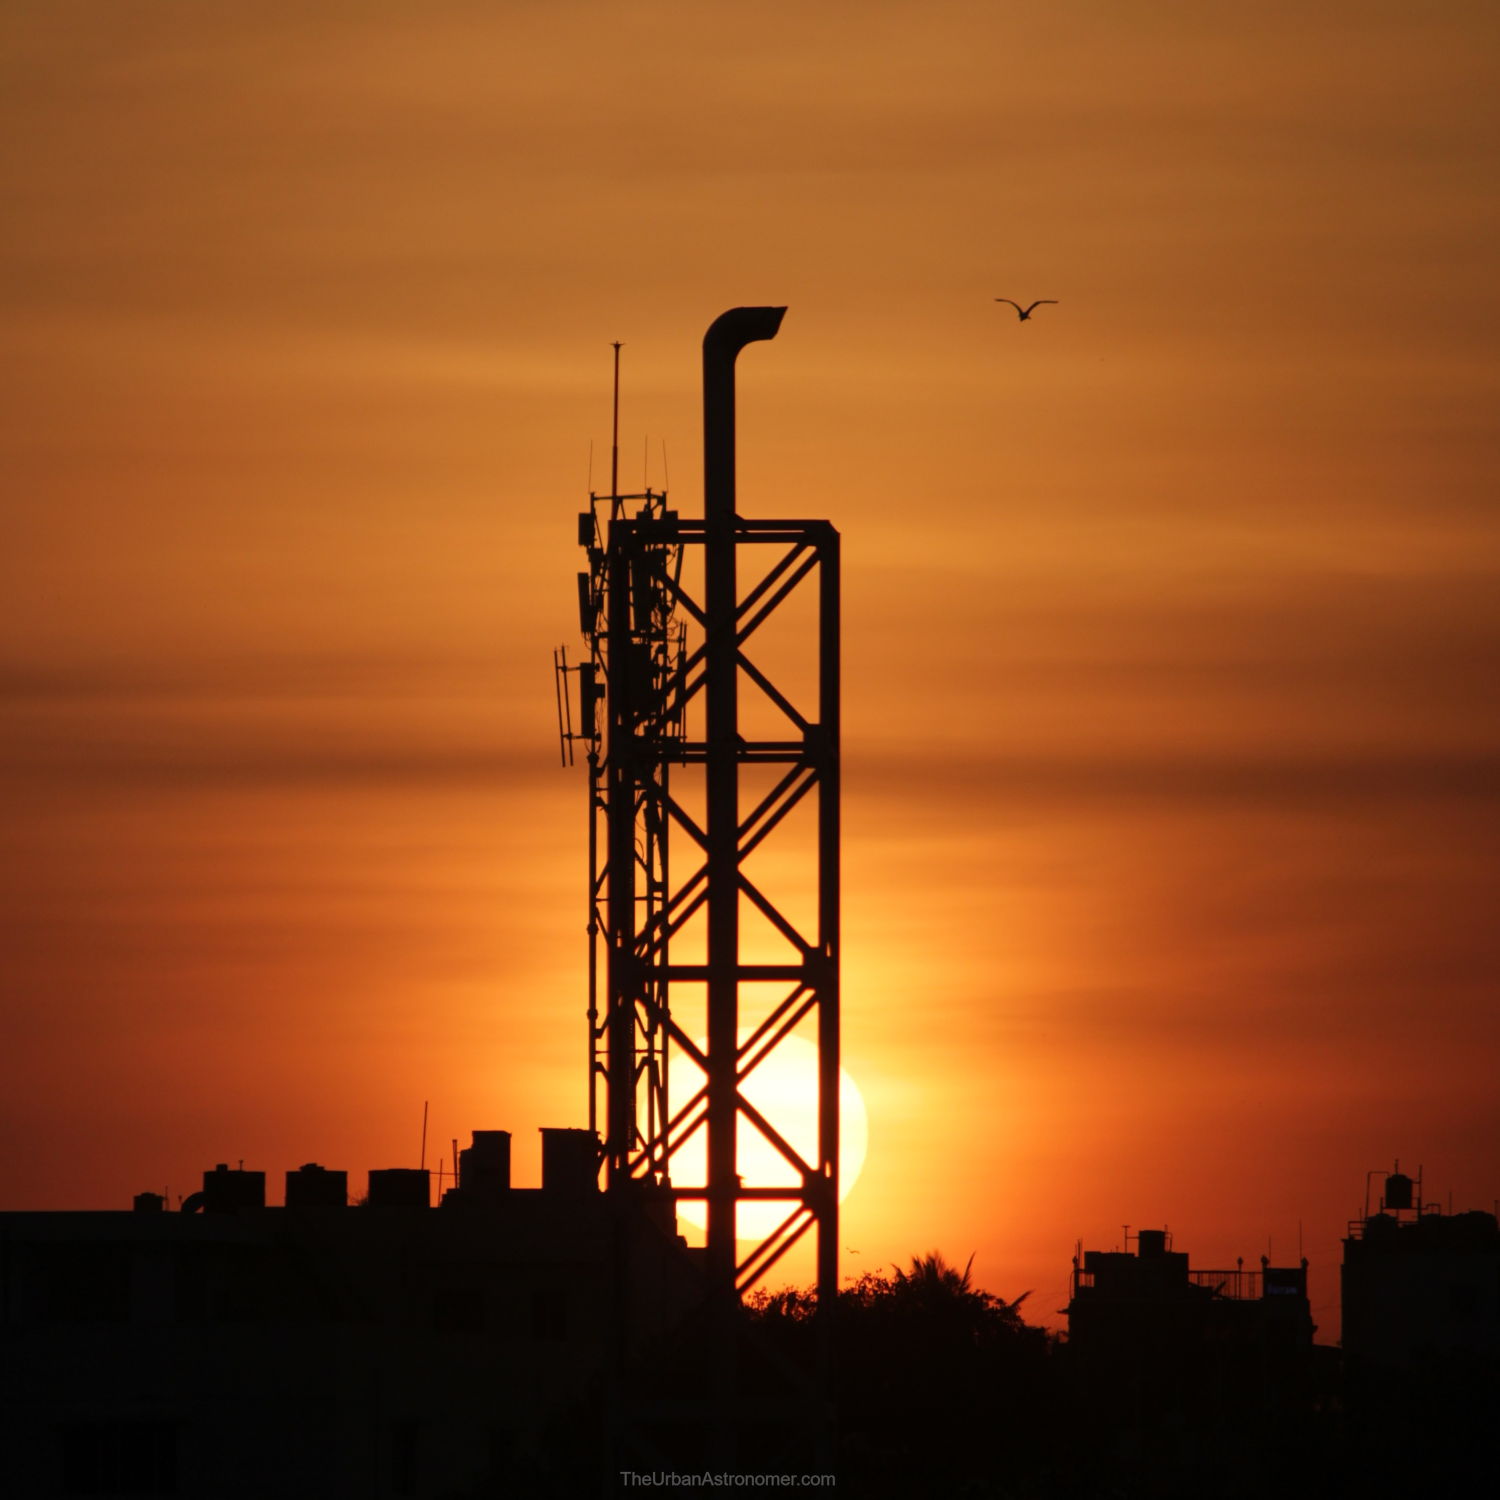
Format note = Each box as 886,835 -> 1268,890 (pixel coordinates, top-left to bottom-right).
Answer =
702,306 -> 786,530
703,306 -> 786,366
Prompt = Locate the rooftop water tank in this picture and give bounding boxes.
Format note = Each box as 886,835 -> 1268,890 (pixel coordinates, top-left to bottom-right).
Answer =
285,1163 -> 348,1208
459,1131 -> 511,1198
367,1168 -> 430,1208
202,1163 -> 265,1212
540,1128 -> 600,1195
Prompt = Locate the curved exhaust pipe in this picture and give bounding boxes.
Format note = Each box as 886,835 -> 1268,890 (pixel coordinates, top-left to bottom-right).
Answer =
703,306 -> 786,532
700,305 -> 786,1345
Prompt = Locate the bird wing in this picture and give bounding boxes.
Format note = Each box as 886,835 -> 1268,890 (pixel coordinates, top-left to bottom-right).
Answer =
1022,300 -> 1059,314
994,298 -> 1024,314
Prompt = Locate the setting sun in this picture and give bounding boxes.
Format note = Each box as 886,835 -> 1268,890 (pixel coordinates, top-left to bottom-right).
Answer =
669,1032 -> 869,1240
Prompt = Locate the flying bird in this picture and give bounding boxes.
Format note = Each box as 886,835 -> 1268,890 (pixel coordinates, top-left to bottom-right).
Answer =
995,298 -> 1058,321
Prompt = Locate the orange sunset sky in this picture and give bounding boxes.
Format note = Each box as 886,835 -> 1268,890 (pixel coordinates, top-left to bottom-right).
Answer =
3,2 -> 1499,1338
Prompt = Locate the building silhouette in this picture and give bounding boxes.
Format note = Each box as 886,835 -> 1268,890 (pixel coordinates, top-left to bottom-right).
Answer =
0,1129 -> 695,1496
1065,1226 -> 1314,1440
1342,1164 -> 1500,1368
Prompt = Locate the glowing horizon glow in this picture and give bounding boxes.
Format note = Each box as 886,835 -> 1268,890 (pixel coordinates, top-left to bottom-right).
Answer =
669,1032 -> 868,1241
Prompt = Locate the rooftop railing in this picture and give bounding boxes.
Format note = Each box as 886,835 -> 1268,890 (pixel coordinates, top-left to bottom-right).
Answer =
1070,1267 -> 1266,1300
1188,1268 -> 1261,1300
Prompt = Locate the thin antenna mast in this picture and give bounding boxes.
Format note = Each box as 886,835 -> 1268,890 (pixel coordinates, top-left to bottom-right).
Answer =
420,1101 -> 428,1170
610,341 -> 622,499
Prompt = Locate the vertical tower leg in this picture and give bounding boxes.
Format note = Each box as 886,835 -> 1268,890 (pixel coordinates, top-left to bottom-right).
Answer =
816,524 -> 841,1457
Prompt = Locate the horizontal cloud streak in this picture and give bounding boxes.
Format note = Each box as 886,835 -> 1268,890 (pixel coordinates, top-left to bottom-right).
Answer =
849,751 -> 1500,808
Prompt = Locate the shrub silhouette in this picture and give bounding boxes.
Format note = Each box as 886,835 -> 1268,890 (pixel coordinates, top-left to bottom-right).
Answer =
748,1252 -> 1059,1497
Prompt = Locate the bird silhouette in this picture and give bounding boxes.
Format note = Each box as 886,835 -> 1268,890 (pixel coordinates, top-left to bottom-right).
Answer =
995,298 -> 1058,321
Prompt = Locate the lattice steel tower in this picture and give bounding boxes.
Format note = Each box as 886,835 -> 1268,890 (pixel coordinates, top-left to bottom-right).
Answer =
558,308 -> 840,1466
